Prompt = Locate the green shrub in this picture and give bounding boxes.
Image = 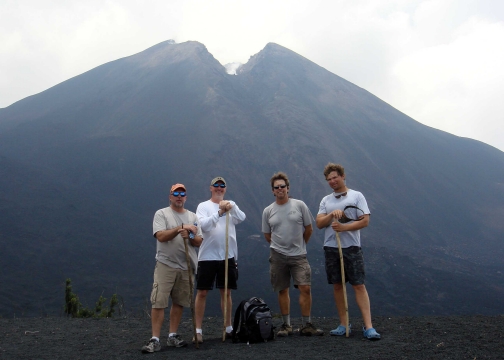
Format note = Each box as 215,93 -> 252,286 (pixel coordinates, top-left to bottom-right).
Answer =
64,278 -> 119,318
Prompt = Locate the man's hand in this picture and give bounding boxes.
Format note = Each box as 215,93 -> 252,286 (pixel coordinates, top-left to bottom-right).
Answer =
178,224 -> 197,239
219,201 -> 232,213
331,209 -> 344,220
331,221 -> 349,233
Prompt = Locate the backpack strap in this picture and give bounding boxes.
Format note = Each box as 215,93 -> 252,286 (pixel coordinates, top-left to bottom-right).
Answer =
232,299 -> 249,342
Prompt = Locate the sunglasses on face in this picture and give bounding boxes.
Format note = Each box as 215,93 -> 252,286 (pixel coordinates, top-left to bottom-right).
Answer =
273,184 -> 288,190
171,192 -> 186,197
212,184 -> 226,188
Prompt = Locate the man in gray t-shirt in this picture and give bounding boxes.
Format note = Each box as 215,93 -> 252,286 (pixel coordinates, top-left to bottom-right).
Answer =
316,163 -> 380,341
262,172 -> 323,337
141,183 -> 203,353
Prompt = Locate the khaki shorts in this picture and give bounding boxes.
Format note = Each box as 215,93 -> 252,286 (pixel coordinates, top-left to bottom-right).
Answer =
269,248 -> 311,292
150,261 -> 194,308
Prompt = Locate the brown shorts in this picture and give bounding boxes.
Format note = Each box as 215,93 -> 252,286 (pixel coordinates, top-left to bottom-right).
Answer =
269,248 -> 311,292
150,261 -> 194,308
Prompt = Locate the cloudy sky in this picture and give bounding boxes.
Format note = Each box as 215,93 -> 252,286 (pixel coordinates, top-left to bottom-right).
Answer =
1,0 -> 503,151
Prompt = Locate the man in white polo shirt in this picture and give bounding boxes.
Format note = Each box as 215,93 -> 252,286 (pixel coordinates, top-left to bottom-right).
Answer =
194,176 -> 246,343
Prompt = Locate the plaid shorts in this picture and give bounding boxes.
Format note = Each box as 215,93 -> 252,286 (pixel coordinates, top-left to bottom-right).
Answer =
324,246 -> 365,285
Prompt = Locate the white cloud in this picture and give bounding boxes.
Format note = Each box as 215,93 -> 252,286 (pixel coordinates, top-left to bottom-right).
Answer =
389,17 -> 504,148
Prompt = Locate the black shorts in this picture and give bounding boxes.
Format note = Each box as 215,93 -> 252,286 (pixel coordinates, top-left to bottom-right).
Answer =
196,258 -> 238,290
324,246 -> 365,285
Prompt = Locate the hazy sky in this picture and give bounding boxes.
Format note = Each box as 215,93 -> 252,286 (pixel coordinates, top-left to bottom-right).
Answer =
1,0 -> 503,151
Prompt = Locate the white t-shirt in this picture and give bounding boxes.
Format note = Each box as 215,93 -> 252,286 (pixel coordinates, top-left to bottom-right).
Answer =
262,198 -> 314,256
317,189 -> 370,248
196,199 -> 246,261
152,207 -> 202,272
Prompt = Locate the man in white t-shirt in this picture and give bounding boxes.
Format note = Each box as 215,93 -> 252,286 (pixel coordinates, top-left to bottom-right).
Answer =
262,172 -> 323,337
316,163 -> 380,340
141,183 -> 203,353
194,176 -> 246,343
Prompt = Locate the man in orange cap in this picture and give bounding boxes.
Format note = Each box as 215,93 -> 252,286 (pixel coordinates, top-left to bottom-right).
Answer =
141,183 -> 203,353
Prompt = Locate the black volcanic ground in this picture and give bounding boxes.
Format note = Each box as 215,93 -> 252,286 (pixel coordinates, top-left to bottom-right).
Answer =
1,315 -> 503,359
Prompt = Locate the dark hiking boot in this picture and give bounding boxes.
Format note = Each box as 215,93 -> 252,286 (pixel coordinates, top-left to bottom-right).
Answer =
300,322 -> 324,336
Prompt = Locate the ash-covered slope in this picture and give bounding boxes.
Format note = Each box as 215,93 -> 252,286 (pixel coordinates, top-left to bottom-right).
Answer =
0,40 -> 503,317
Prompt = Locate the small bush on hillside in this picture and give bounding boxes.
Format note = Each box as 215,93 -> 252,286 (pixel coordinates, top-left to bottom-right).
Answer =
64,278 -> 119,318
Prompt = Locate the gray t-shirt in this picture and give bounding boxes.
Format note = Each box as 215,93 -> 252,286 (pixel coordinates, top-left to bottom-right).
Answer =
317,189 -> 370,248
152,207 -> 202,273
262,198 -> 314,256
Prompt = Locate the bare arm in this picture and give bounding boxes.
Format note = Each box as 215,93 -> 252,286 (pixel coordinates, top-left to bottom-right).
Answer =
303,224 -> 313,243
331,214 -> 370,232
316,209 -> 345,229
154,226 -> 182,243
263,233 -> 272,244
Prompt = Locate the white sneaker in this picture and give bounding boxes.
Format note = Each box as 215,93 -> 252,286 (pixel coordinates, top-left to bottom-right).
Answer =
141,338 -> 161,353
167,334 -> 187,347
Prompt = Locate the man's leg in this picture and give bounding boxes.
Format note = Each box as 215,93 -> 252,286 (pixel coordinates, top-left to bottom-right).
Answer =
353,284 -> 373,329
297,285 -> 312,317
219,288 -> 233,327
168,303 -> 184,333
278,288 -> 290,315
195,289 -> 208,329
333,283 -> 347,325
151,308 -> 165,338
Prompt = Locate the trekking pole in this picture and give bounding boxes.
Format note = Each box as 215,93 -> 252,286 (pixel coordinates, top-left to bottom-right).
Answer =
222,211 -> 230,342
335,229 -> 350,337
183,236 -> 199,349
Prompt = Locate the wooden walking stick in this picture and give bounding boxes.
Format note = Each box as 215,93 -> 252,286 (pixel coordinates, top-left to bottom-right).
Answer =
183,236 -> 199,349
222,211 -> 230,342
335,230 -> 350,337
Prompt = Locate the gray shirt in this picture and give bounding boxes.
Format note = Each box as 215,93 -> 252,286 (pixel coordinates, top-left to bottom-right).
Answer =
262,198 -> 314,256
317,189 -> 370,248
152,207 -> 202,273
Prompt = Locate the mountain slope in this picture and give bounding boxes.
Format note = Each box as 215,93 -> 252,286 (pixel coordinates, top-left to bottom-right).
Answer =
0,40 -> 503,317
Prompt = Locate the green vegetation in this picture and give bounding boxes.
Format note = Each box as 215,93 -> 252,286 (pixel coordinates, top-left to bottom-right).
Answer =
64,278 -> 119,318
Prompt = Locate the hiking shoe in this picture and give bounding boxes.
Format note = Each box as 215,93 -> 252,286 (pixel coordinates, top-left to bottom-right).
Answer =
167,334 -> 187,347
330,324 -> 352,336
363,327 -> 381,340
141,338 -> 161,353
300,322 -> 324,336
277,323 -> 293,337
192,333 -> 203,344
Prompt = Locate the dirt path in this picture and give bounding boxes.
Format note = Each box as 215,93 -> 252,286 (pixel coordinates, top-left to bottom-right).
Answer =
1,315 -> 503,359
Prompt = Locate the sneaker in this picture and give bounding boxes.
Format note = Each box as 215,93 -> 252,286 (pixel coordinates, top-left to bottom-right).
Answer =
277,323 -> 293,337
225,331 -> 233,340
141,338 -> 161,353
300,322 -> 324,336
167,334 -> 187,347
192,333 -> 203,344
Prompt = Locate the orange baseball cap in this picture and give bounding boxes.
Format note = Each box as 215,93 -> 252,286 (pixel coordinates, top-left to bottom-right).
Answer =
170,183 -> 186,192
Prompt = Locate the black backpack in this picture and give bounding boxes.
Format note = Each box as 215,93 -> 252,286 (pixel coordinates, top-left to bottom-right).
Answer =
232,297 -> 275,343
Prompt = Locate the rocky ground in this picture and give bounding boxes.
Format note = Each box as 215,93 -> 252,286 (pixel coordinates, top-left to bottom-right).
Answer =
1,315 -> 503,359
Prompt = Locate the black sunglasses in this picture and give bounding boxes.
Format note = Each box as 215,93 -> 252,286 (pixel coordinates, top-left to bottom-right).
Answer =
171,191 -> 186,197
212,184 -> 226,188
273,185 -> 288,190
